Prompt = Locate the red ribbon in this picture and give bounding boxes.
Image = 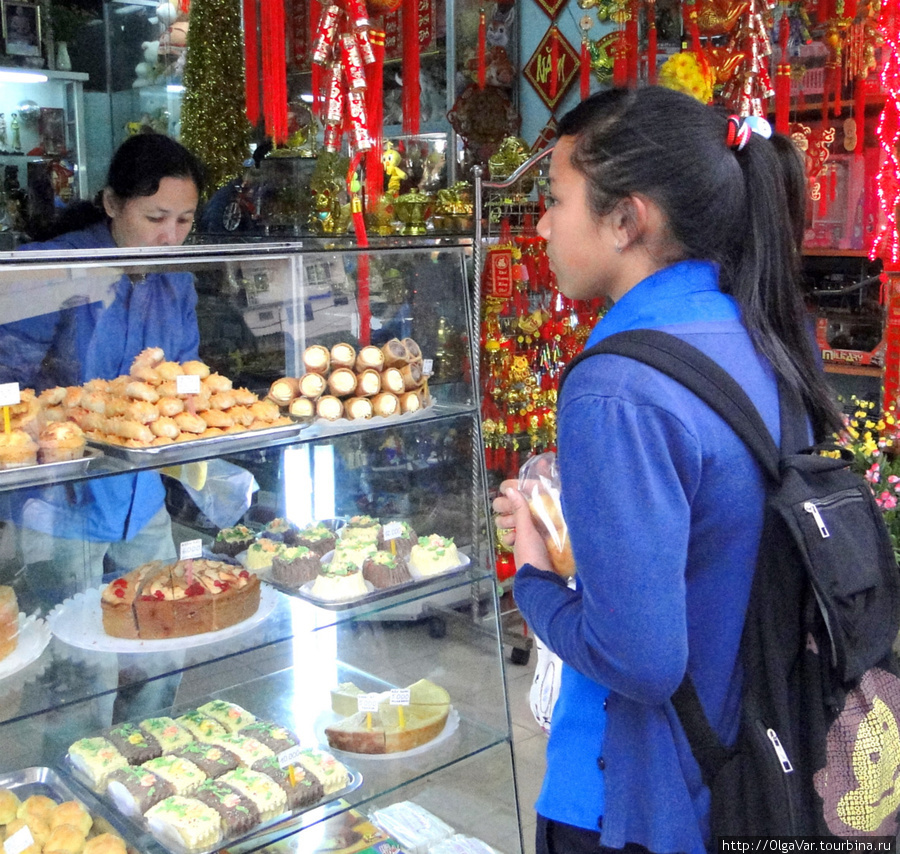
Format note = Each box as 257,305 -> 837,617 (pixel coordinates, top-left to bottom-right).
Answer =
260,0 -> 288,143
477,9 -> 487,90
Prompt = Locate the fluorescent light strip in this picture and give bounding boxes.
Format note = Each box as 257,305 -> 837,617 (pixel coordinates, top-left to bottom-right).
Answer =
0,71 -> 48,83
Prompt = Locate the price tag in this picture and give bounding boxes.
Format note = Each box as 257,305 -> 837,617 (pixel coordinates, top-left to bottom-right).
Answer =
176,374 -> 201,396
382,521 -> 403,542
277,745 -> 304,768
422,359 -> 433,375
357,693 -> 380,713
180,539 -> 203,560
0,383 -> 21,407
389,688 -> 410,706
4,825 -> 34,854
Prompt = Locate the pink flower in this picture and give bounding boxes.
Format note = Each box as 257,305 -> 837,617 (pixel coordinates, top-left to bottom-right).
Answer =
866,463 -> 881,483
878,491 -> 898,510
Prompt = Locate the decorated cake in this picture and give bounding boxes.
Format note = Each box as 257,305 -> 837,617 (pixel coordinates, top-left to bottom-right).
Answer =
362,551 -> 412,590
271,546 -> 321,588
197,700 -> 256,733
100,559 -> 260,640
106,766 -> 175,816
176,710 -> 229,742
331,539 -> 379,571
377,521 -> 417,558
102,722 -> 162,765
140,717 -> 194,752
309,559 -> 369,602
243,538 -> 281,573
238,720 -> 300,753
172,742 -> 240,778
208,733 -> 273,766
261,517 -> 300,544
141,756 -> 207,795
250,756 -> 324,810
211,525 -> 256,558
0,585 -> 18,663
191,779 -> 260,837
294,748 -> 350,794
408,535 -> 461,578
145,796 -> 222,851
67,738 -> 129,789
216,768 -> 286,821
324,679 -> 451,755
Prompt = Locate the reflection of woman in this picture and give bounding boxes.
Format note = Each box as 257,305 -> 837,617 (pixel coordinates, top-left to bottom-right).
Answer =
2,133 -> 204,611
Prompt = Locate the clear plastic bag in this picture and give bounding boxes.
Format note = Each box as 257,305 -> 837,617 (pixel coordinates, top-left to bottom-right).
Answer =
518,451 -> 575,577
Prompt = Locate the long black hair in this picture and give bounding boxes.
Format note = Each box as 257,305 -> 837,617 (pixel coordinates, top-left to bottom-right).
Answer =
557,86 -> 840,439
38,132 -> 205,239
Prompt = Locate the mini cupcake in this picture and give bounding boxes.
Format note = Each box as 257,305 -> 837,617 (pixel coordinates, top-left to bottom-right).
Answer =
0,429 -> 37,470
37,421 -> 85,464
271,546 -> 321,588
294,522 -> 336,557
211,525 -> 257,558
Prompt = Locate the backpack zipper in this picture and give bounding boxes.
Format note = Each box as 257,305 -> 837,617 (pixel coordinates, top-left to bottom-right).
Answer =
766,728 -> 794,773
802,489 -> 865,539
803,502 -> 830,538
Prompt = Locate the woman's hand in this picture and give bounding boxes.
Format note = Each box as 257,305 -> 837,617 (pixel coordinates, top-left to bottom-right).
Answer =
492,480 -> 553,573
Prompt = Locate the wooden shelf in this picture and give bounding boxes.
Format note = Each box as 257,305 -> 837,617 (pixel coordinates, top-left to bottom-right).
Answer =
803,248 -> 871,258
823,363 -> 882,377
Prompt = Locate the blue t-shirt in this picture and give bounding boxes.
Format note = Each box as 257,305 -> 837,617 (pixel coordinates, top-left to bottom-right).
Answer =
3,222 -> 200,541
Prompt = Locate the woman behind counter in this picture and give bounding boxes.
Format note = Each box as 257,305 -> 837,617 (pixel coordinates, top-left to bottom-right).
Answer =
0,132 -> 205,612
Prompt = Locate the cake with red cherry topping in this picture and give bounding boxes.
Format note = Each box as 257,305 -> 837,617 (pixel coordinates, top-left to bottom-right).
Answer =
100,559 -> 260,639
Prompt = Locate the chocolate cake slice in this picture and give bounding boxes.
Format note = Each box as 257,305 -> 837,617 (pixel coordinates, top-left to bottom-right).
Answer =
250,756 -> 324,810
192,779 -> 260,837
173,742 -> 240,778
102,722 -> 163,765
106,766 -> 175,816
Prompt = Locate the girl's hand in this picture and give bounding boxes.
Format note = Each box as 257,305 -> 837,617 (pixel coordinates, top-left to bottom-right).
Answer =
492,482 -> 553,573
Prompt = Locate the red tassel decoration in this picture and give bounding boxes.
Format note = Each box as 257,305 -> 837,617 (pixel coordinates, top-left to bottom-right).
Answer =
550,26 -> 559,98
477,8 -> 487,90
774,13 -> 791,134
401,0 -> 421,134
580,35 -> 591,99
626,0 -> 638,86
309,0 -> 322,118
243,0 -> 260,125
832,57 -> 843,117
347,153 -> 371,344
365,28 -> 386,206
260,0 -> 288,143
613,29 -> 627,86
821,63 -> 832,123
646,0 -> 657,84
853,76 -> 867,152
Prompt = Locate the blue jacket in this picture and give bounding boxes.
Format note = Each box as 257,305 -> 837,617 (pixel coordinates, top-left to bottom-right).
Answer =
4,221 -> 199,541
514,260 -> 782,853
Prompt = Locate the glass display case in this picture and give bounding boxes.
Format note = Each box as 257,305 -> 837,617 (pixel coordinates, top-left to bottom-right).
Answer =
0,238 -> 522,854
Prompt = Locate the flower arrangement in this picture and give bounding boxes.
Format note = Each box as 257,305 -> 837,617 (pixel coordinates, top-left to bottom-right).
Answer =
837,397 -> 900,560
657,52 -> 715,104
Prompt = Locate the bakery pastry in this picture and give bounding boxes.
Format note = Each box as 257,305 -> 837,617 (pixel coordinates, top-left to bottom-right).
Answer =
38,421 -> 85,464
329,343 -> 356,369
402,338 -> 423,364
354,368 -> 382,397
400,362 -> 423,390
315,395 -> 344,421
177,710 -> 229,742
82,833 -> 126,854
0,586 -> 18,663
43,823 -> 87,854
105,766 -> 175,816
381,367 -> 406,395
217,769 -> 286,821
0,429 -> 38,469
145,796 -> 222,851
197,700 -> 257,733
211,525 -> 256,558
48,802 -> 91,837
261,518 -> 300,544
0,788 -> 20,824
343,397 -> 373,421
67,738 -> 129,789
371,392 -> 400,418
251,756 -> 324,810
302,345 -> 331,375
327,368 -> 357,398
310,559 -> 369,602
237,720 -> 300,753
288,397 -> 315,419
207,733 -> 273,766
298,372 -> 327,400
527,491 -> 576,577
344,515 -> 380,532
408,535 -> 461,577
399,391 -> 422,413
294,748 -> 349,794
381,338 -> 409,368
141,755 -> 207,795
191,779 -> 260,837
102,722 -> 162,764
271,546 -> 321,588
267,377 -> 299,407
355,345 -> 385,372
244,538 -> 281,573
362,551 -> 412,589
377,521 -> 417,558
16,796 -> 56,826
4,818 -> 43,854
139,717 -> 194,752
324,679 -> 450,755
172,742 -> 240,778
294,523 -> 336,557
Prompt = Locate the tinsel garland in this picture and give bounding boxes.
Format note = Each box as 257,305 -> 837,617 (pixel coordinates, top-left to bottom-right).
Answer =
871,0 -> 900,266
180,0 -> 251,193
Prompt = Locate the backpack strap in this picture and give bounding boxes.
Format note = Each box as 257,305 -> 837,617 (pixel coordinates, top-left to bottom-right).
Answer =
558,329 -> 793,786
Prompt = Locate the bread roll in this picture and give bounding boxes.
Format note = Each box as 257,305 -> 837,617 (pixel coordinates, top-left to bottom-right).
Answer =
298,372 -> 327,400
289,398 -> 315,419
0,788 -> 20,824
528,491 -> 576,577
17,795 -> 56,826
327,368 -> 357,398
344,397 -> 373,421
381,368 -> 405,395
355,369 -> 381,397
49,803 -> 91,836
316,396 -> 344,421
44,823 -> 86,854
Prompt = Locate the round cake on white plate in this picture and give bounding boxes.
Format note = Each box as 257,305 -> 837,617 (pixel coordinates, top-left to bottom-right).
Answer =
310,557 -> 369,601
408,535 -> 460,577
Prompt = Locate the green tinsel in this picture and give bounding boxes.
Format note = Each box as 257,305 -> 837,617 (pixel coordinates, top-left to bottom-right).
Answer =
180,0 -> 251,195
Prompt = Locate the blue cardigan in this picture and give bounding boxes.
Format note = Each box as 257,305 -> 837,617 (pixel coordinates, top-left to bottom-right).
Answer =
3,222 -> 199,541
514,260 -> 782,853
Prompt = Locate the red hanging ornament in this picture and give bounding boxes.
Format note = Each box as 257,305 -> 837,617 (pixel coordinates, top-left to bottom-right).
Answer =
347,153 -> 371,344
646,0 -> 657,84
580,34 -> 590,100
774,12 -> 790,134
550,25 -> 560,98
260,0 -> 289,143
401,0 -> 421,134
365,27 -> 386,205
612,29 -> 627,86
625,0 -> 638,86
477,8 -> 487,90
853,76 -> 868,153
243,0 -> 260,125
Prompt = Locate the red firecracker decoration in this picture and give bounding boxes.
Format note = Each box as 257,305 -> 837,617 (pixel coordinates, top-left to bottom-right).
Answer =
625,0 -> 638,85
401,0 -> 421,133
365,27 -> 386,205
719,0 -> 774,117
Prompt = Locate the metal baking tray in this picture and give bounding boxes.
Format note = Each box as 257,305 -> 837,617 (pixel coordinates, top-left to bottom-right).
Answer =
87,421 -> 306,465
0,447 -> 102,490
62,755 -> 362,854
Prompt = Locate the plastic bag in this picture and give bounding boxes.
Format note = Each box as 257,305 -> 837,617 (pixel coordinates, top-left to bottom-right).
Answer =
169,459 -> 259,528
518,451 -> 575,577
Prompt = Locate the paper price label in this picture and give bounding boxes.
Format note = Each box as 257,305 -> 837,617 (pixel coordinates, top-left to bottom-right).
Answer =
0,383 -> 21,407
277,745 -> 304,768
180,539 -> 203,560
4,825 -> 34,854
176,374 -> 202,396
382,521 -> 403,541
357,693 -> 380,713
422,359 -> 433,375
389,688 -> 410,706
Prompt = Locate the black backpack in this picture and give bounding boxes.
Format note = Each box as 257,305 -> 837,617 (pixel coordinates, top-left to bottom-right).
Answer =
561,329 -> 900,842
